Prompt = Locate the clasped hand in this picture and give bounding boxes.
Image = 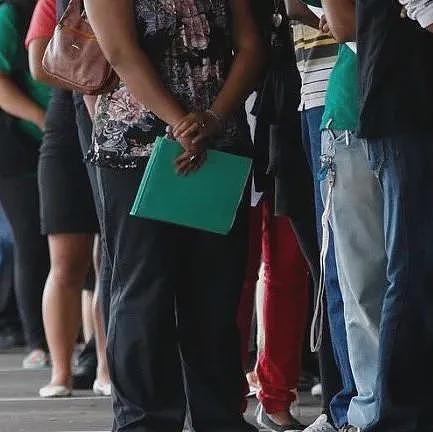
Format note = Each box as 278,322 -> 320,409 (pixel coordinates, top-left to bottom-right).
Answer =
170,111 -> 221,175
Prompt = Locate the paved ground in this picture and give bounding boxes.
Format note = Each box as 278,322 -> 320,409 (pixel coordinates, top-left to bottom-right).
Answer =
0,349 -> 321,432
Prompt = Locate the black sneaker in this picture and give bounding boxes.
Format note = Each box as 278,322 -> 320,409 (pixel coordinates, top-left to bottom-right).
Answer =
256,403 -> 306,431
72,337 -> 97,389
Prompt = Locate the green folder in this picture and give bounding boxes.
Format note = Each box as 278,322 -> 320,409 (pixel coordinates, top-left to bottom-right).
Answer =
130,136 -> 252,235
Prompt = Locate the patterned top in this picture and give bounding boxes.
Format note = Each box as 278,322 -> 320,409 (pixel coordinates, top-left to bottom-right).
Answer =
292,24 -> 338,111
89,0 -> 250,169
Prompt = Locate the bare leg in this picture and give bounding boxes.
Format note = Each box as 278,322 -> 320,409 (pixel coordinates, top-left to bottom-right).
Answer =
81,289 -> 94,343
93,287 -> 110,386
41,234 -> 94,392
92,237 -> 110,389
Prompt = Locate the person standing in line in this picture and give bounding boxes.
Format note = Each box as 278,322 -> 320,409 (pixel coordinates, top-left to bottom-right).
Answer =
352,1 -> 433,431
238,193 -> 310,432
0,0 -> 50,369
84,0 -> 265,430
237,6 -> 316,430
284,2 -> 357,431
303,1 -> 385,431
25,0 -> 110,398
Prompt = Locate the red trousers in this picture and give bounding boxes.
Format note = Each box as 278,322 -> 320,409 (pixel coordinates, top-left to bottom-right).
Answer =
237,199 -> 309,414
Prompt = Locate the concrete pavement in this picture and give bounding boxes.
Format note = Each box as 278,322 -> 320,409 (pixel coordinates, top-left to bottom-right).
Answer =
0,349 -> 321,432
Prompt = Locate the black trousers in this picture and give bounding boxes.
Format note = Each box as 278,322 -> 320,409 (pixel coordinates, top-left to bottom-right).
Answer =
73,94 -> 111,329
0,173 -> 49,350
97,166 -> 255,432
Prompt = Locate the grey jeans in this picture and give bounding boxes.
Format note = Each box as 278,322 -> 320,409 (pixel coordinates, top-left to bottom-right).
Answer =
320,130 -> 386,429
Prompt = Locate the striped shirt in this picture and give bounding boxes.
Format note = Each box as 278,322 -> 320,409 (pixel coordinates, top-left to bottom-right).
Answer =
292,24 -> 338,110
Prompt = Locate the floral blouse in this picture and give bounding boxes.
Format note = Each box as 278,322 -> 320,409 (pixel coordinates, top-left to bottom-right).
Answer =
89,0 -> 250,169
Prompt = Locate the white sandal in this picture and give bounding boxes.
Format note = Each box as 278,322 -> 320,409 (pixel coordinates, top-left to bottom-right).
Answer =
93,380 -> 111,396
39,384 -> 72,398
22,349 -> 49,370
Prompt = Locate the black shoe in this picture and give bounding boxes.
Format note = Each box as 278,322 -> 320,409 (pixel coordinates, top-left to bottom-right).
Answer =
242,421 -> 258,432
0,327 -> 25,350
256,403 -> 306,431
72,337 -> 97,390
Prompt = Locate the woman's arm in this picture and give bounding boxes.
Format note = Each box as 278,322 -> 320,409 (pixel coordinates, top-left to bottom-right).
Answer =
284,0 -> 320,28
172,0 -> 265,174
173,0 -> 265,141
209,0 -> 265,120
28,38 -> 59,85
26,0 -> 57,84
321,0 -> 356,42
0,73 -> 45,129
84,0 -> 186,128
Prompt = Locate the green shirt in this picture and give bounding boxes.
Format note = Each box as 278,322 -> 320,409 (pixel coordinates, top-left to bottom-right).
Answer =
321,44 -> 359,132
0,3 -> 51,141
301,0 -> 322,7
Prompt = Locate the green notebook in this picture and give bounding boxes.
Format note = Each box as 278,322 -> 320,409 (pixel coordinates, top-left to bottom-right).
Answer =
130,136 -> 252,235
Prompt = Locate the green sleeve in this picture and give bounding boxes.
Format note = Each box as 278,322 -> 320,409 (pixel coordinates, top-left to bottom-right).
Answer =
300,0 -> 322,8
0,4 -> 20,74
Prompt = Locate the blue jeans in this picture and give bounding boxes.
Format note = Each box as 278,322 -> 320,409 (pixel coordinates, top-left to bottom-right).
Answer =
362,133 -> 433,432
301,107 -> 356,428
321,131 -> 386,429
0,203 -> 15,327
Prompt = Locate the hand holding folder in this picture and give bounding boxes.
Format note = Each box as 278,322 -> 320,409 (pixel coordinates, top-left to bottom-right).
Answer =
130,137 -> 252,235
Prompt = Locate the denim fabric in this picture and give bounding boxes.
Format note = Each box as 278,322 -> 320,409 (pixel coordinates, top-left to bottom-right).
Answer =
0,204 -> 14,324
362,133 -> 433,432
0,174 -> 49,350
301,108 -> 356,428
320,130 -> 386,428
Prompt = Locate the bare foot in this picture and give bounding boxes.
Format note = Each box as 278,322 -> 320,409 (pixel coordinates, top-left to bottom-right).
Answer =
42,371 -> 72,391
95,365 -> 111,387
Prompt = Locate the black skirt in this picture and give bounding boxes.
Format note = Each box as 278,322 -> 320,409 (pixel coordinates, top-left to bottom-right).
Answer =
38,89 -> 98,235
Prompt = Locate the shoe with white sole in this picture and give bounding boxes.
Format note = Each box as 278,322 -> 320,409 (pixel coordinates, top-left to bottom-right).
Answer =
303,415 -> 337,432
93,380 -> 111,396
22,349 -> 49,370
256,403 -> 305,431
339,426 -> 361,432
39,384 -> 72,398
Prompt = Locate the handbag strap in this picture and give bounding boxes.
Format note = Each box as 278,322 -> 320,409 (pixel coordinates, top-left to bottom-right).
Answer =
59,0 -> 85,25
